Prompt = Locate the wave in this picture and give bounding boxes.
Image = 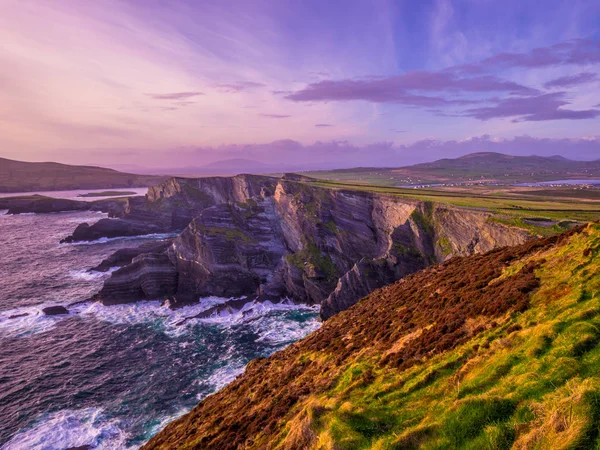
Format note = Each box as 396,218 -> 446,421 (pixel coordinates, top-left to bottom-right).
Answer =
3,407 -> 130,450
204,362 -> 247,393
68,267 -> 118,281
0,297 -> 321,340
61,232 -> 178,246
196,299 -> 321,344
0,305 -> 71,337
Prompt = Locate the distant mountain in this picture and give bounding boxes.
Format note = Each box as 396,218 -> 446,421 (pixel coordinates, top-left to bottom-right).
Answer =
125,159 -> 276,176
305,152 -> 600,185
192,159 -> 275,175
396,152 -> 599,181
0,157 -> 166,193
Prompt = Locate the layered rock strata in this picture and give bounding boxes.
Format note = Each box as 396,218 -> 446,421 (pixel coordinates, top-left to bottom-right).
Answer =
91,174 -> 530,318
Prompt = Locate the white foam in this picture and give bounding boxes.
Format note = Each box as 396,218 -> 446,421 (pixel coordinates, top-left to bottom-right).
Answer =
69,267 -> 118,281
3,407 -> 130,450
0,305 -> 69,337
144,407 -> 190,441
204,362 -> 246,393
0,297 -> 321,341
71,296 -> 230,337
62,233 -> 177,246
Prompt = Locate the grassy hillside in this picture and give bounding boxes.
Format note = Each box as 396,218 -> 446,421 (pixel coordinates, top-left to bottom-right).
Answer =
304,152 -> 600,186
145,223 -> 600,449
306,179 -> 600,235
0,157 -> 165,193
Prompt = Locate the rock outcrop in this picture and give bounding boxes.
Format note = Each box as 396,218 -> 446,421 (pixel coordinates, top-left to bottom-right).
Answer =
0,195 -> 130,216
90,239 -> 174,272
92,174 -> 530,318
61,218 -> 162,243
97,252 -> 178,305
62,175 -> 275,242
42,306 -> 69,315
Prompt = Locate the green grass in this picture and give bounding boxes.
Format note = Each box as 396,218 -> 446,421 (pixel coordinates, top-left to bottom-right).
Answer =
77,190 -> 137,197
272,224 -> 600,449
286,241 -> 338,280
304,180 -> 600,232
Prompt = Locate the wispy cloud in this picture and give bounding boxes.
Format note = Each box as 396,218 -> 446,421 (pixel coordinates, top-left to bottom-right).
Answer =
544,72 -> 598,89
463,93 -> 600,122
147,92 -> 204,100
315,123 -> 333,127
286,72 -> 537,105
215,81 -> 266,93
260,113 -> 291,118
452,39 -> 600,74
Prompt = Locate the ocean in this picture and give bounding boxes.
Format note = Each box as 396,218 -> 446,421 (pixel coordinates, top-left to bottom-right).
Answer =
0,207 -> 320,449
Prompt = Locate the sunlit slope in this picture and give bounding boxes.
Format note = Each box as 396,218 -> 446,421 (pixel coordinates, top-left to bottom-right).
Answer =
145,223 -> 600,450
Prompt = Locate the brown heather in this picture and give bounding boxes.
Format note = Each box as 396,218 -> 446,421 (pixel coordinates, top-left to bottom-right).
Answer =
143,227 -> 584,450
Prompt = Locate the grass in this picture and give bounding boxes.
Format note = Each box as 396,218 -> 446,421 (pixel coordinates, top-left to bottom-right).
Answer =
286,241 -> 338,281
274,224 -> 600,449
144,223 -> 600,450
77,190 -> 137,197
198,225 -> 257,244
305,180 -> 600,232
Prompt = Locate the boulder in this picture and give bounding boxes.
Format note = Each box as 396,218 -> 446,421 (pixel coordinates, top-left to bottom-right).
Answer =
42,305 -> 69,315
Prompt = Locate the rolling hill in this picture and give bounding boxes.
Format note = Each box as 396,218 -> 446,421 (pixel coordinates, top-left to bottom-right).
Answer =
305,152 -> 600,186
145,223 -> 600,449
0,157 -> 166,193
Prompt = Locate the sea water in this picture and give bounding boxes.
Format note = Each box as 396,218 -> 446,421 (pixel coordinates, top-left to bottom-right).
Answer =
0,210 -> 320,449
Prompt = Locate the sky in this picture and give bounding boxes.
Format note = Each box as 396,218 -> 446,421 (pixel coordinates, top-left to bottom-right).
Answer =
1,0 -> 599,171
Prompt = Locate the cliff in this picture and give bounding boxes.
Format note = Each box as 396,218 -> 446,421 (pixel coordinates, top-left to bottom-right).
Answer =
61,175 -> 275,242
91,174 -> 529,317
144,224 -> 600,450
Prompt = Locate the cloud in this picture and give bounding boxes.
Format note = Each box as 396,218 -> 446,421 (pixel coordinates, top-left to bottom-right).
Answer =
147,92 -> 204,100
463,92 -> 600,122
390,129 -> 407,133
286,71 -> 537,105
544,72 -> 599,89
260,113 -> 291,118
95,136 -> 600,172
315,123 -> 333,127
284,38 -> 599,124
215,81 -> 266,93
453,39 -> 600,73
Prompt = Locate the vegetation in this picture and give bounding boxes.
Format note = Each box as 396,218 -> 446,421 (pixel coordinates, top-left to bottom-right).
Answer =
303,153 -> 600,186
0,156 -> 165,193
307,180 -> 600,232
198,226 -> 257,244
145,223 -> 600,450
77,190 -> 137,197
286,242 -> 338,281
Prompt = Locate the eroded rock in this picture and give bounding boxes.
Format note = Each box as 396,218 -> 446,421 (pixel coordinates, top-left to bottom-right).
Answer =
42,306 -> 69,315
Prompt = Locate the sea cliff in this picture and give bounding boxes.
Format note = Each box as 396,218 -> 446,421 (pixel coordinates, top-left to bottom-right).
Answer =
84,174 -> 529,318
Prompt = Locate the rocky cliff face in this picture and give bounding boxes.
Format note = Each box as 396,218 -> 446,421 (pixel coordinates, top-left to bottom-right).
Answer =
92,174 -> 530,319
62,175 -> 275,242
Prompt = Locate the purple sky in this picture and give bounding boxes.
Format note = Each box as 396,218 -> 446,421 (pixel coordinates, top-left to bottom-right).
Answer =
1,0 -> 599,169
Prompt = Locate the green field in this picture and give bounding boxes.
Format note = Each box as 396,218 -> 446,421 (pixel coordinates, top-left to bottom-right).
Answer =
304,179 -> 600,236
77,190 -> 137,197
